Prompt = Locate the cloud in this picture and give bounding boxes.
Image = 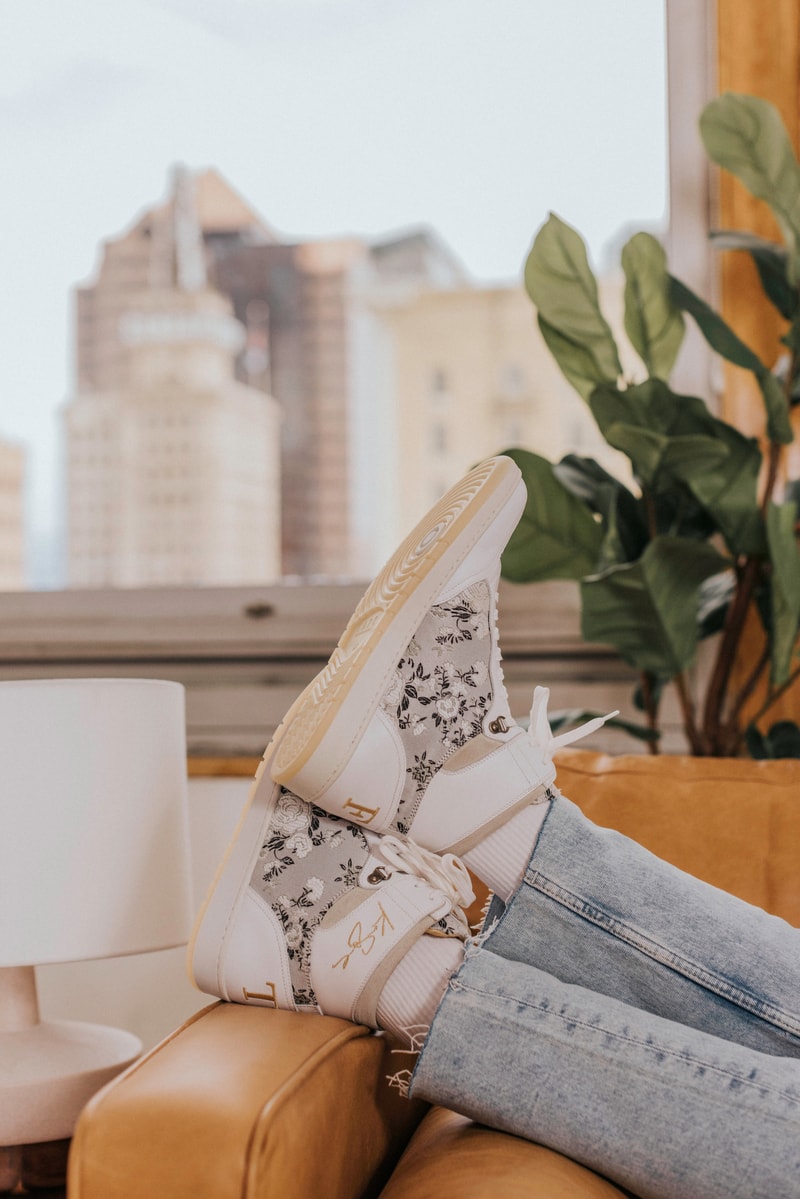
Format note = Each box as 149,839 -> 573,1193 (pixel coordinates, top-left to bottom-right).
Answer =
0,59 -> 148,131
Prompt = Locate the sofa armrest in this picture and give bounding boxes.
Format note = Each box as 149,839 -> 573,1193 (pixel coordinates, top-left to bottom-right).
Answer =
381,1109 -> 630,1199
68,1002 -> 427,1199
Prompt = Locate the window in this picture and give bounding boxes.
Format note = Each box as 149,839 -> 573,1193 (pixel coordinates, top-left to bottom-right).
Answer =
1,0 -> 679,747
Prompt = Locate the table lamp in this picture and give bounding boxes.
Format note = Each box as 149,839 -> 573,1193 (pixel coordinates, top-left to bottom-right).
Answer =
0,678 -> 193,1150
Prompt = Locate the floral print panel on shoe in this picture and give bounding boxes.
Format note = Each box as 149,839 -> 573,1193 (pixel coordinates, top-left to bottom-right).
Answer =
381,581 -> 494,835
249,789 -> 372,1008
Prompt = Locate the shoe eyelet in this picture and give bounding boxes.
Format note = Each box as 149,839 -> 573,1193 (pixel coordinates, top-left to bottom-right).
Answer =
488,716 -> 510,735
367,866 -> 390,885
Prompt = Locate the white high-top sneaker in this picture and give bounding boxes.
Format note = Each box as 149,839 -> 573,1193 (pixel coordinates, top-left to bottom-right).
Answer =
189,782 -> 473,1025
267,455 -> 559,856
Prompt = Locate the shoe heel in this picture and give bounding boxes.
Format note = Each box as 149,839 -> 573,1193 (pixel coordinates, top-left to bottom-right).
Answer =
187,755 -> 280,996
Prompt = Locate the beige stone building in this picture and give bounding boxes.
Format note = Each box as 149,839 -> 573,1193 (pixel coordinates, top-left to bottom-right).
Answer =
65,169 -> 281,587
353,282 -> 616,572
0,438 -> 25,589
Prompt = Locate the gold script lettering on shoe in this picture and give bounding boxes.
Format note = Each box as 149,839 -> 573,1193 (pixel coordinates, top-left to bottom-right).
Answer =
343,797 -> 380,823
242,982 -> 278,1006
332,903 -> 396,971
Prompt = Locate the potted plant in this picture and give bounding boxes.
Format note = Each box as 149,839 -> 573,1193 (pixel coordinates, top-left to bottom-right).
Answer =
503,92 -> 800,758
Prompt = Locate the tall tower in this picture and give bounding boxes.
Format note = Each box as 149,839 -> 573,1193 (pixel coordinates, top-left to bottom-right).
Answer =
207,227 -> 468,577
65,168 -> 281,587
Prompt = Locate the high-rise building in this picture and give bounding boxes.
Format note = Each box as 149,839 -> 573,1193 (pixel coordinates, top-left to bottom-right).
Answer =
67,165 -> 622,583
65,168 -> 281,587
207,224 -> 467,576
0,438 -> 25,589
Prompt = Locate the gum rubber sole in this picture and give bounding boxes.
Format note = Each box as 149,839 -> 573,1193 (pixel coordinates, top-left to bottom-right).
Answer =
269,455 -> 522,797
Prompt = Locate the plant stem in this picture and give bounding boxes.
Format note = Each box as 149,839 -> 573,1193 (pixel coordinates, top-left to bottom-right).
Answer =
675,671 -> 705,755
720,640 -> 771,755
639,672 -> 661,755
701,559 -> 760,752
702,435 -> 784,754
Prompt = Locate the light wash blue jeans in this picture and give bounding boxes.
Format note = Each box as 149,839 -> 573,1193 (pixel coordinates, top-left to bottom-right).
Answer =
410,792 -> 800,1199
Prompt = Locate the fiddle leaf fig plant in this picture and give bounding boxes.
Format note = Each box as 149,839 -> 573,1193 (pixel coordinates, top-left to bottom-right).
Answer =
504,92 -> 800,757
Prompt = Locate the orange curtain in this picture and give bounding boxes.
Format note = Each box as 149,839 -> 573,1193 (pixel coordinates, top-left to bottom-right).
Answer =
715,0 -> 800,730
716,0 -> 800,431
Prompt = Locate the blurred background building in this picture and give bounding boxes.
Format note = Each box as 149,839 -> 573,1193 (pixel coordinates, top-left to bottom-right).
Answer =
63,165 -> 614,585
64,168 -> 282,587
0,439 -> 25,589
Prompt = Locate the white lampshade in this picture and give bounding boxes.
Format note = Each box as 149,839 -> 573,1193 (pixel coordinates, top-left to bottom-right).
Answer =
0,678 -> 193,1148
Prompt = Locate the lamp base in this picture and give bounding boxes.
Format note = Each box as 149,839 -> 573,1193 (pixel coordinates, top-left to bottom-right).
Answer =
0,1019 -> 142,1145
0,1137 -> 71,1191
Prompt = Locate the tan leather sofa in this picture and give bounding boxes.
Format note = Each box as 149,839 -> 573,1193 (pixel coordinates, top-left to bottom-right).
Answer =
68,750 -> 800,1199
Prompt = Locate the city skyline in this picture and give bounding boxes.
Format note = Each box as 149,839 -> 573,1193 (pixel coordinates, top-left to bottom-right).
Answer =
1,0 -> 667,582
64,166 -> 614,586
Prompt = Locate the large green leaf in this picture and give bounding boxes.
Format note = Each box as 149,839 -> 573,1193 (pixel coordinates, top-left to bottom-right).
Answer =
537,317 -> 612,403
600,425 -> 730,491
668,276 -> 793,445
554,454 -> 647,567
651,487 -> 718,545
766,501 -> 800,685
668,275 -> 765,371
525,214 -> 622,399
590,381 -> 763,554
759,371 -> 794,445
746,720 -> 800,759
581,537 -> 731,676
499,447 -> 604,582
711,230 -> 798,320
700,93 -> 800,276
621,233 -> 685,379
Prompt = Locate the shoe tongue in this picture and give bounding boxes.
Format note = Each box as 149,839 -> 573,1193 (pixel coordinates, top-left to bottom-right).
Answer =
427,906 -> 471,941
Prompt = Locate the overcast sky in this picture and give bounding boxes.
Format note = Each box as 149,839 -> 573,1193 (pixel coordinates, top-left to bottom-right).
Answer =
0,0 -> 666,561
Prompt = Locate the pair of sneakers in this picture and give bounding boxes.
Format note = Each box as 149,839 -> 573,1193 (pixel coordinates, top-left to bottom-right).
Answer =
190,456 -> 586,1027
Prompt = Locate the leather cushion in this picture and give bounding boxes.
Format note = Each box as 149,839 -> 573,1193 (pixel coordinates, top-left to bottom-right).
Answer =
381,1107 -> 629,1198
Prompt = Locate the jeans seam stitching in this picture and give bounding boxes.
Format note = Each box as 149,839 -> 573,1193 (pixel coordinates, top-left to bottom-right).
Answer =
451,977 -> 800,1107
526,870 -> 800,1041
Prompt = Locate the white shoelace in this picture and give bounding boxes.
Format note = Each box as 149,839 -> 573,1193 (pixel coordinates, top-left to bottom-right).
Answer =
378,834 -> 476,909
528,685 -> 619,760
487,588 -> 617,765
374,689 -> 615,916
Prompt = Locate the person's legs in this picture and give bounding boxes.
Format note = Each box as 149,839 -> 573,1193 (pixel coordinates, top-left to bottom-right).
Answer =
478,791 -> 800,1057
190,769 -> 800,1197
410,944 -> 800,1199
